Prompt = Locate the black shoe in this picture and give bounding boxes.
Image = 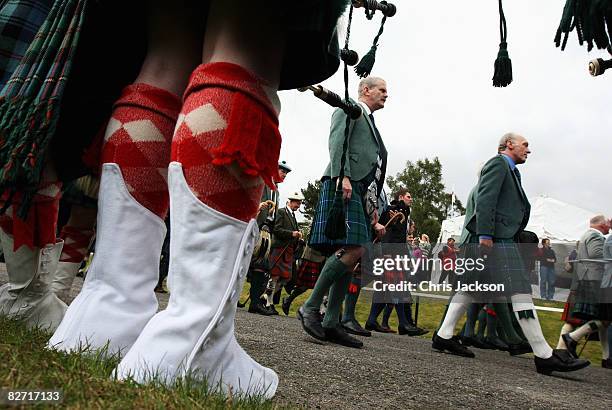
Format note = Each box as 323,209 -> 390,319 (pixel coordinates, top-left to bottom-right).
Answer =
365,320 -> 388,333
432,332 -> 475,358
561,333 -> 579,359
507,342 -> 533,356
602,358 -> 612,369
534,349 -> 590,375
324,325 -> 363,348
459,335 -> 472,346
267,304 -> 279,315
398,324 -> 428,336
484,336 -> 509,351
341,320 -> 371,337
248,302 -> 275,316
462,336 -> 490,349
281,297 -> 292,316
298,306 -> 326,341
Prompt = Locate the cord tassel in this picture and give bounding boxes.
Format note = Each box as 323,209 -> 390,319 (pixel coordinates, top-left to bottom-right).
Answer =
492,0 -> 513,87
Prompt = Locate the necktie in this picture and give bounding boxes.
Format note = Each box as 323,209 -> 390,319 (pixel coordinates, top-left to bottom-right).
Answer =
513,167 -> 522,184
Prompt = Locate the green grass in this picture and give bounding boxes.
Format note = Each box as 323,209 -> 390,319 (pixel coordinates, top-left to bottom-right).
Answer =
250,284 -> 603,366
0,317 -> 281,409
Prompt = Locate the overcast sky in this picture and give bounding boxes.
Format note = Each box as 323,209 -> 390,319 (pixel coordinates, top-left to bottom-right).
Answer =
276,0 -> 611,221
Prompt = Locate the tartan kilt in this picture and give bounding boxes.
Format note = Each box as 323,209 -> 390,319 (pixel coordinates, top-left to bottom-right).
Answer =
561,291 -> 585,326
0,0 -> 51,86
269,246 -> 294,280
295,259 -> 323,289
460,236 -> 531,298
571,280 -> 601,320
309,178 -> 371,254
383,269 -> 409,303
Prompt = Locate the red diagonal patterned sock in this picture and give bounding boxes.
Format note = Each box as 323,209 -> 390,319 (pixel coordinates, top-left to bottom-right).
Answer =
101,83 -> 181,219
0,180 -> 62,251
171,62 -> 281,222
59,226 -> 94,263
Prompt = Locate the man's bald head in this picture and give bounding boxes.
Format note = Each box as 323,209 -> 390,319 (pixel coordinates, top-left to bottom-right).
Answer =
358,76 -> 388,113
590,214 -> 610,234
358,77 -> 385,96
498,132 -> 531,164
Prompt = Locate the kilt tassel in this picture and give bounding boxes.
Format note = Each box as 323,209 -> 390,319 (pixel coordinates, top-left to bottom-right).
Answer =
517,310 -> 535,320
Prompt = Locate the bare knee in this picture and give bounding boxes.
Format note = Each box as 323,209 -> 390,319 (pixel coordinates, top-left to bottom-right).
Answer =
136,0 -> 205,95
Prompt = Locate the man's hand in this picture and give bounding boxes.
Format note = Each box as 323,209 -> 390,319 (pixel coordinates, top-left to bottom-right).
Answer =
292,231 -> 303,239
373,222 -> 386,239
388,210 -> 400,224
342,176 -> 352,201
371,209 -> 379,226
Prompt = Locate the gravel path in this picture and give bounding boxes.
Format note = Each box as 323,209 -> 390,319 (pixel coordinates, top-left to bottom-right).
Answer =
1,265 -> 610,409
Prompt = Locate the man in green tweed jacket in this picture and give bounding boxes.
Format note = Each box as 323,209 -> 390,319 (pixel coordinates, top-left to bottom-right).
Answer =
298,76 -> 388,348
432,132 -> 590,375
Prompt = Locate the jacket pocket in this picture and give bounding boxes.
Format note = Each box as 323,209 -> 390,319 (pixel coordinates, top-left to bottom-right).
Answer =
495,215 -> 509,226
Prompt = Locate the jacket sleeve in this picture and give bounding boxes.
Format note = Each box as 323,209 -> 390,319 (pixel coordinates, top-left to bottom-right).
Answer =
273,210 -> 295,240
328,107 -> 356,179
586,234 -> 604,259
476,157 -> 506,237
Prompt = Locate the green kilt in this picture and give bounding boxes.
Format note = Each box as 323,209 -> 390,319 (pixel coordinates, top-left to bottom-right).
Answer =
460,235 -> 531,300
0,0 -> 51,86
572,280 -> 601,320
309,178 -> 371,255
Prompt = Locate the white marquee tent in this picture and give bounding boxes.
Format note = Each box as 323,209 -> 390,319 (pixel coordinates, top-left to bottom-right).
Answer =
438,195 -> 597,244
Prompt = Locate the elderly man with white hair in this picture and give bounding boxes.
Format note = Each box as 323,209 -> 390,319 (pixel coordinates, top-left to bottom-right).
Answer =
432,132 -> 590,375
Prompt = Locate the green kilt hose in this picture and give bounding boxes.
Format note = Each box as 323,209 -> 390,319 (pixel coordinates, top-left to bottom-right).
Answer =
309,178 -> 371,255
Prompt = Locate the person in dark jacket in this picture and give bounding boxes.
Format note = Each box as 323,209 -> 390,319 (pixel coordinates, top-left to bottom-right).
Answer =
364,189 -> 427,336
538,238 -> 557,300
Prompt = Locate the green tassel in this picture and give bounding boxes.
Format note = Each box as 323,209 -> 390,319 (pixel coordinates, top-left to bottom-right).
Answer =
492,41 -> 513,87
324,188 -> 347,240
354,44 -> 378,78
